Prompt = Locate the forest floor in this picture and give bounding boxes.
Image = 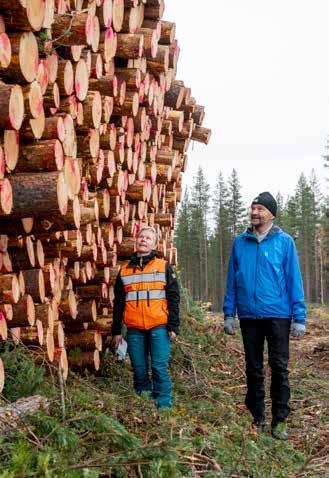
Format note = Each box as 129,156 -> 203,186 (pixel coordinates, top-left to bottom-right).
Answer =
0,305 -> 328,477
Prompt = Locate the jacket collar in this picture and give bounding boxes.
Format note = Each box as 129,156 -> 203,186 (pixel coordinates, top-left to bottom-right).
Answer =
127,250 -> 158,269
242,223 -> 281,241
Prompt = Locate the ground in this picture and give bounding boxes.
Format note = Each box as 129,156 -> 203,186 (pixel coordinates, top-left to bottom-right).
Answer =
0,306 -> 328,477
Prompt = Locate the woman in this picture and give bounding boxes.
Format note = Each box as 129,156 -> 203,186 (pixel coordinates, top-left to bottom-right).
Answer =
111,226 -> 180,409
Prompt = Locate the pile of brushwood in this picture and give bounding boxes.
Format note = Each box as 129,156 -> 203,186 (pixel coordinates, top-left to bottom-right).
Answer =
0,304 -> 328,477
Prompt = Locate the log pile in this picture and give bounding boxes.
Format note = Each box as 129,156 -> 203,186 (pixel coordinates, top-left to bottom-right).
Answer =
0,0 -> 211,387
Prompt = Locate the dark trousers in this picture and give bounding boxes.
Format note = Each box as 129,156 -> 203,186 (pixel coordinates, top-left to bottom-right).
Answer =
240,319 -> 291,426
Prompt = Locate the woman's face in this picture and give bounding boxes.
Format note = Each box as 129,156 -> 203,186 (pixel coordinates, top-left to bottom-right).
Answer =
136,230 -> 156,256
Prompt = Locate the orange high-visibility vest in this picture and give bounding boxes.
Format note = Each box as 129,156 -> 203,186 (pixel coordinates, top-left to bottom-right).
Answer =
120,257 -> 168,330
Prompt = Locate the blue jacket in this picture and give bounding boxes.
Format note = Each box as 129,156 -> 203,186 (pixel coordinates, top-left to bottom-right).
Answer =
223,225 -> 306,324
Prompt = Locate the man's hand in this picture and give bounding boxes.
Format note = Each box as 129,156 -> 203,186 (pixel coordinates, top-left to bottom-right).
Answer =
224,317 -> 237,335
111,334 -> 123,348
291,322 -> 306,338
168,331 -> 176,341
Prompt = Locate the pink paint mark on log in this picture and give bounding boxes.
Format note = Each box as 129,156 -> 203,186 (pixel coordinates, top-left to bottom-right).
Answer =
70,159 -> 75,174
105,27 -> 113,40
34,54 -> 39,72
0,33 -> 11,67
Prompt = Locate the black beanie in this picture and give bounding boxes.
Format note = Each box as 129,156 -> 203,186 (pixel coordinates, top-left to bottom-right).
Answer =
251,192 -> 277,217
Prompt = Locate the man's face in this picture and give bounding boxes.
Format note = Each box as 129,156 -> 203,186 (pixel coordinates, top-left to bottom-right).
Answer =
250,204 -> 274,228
136,230 -> 156,256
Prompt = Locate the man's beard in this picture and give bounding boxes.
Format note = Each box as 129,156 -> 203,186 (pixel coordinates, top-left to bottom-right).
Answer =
251,216 -> 266,229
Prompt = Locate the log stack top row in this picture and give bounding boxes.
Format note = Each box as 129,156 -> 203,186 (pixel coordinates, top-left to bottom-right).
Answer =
0,0 -> 211,384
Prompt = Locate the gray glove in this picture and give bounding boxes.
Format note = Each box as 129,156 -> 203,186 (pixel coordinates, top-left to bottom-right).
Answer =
224,317 -> 237,335
291,322 -> 306,338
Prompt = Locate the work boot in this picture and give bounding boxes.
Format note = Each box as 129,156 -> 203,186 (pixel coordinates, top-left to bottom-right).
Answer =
248,418 -> 265,434
251,420 -> 265,433
271,422 -> 289,440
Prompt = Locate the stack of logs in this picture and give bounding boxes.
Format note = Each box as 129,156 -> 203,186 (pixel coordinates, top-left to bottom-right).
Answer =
0,0 -> 211,388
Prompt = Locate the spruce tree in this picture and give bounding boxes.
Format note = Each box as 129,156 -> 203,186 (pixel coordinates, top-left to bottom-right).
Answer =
175,189 -> 192,295
294,174 -> 315,301
227,169 -> 246,238
211,172 -> 231,309
309,170 -> 323,301
190,166 -> 210,302
275,192 -> 285,228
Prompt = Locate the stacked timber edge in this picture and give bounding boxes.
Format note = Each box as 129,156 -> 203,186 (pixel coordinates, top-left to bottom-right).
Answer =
0,0 -> 211,386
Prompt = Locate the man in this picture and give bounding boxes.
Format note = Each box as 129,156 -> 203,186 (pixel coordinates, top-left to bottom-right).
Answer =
223,191 -> 306,440
111,226 -> 180,410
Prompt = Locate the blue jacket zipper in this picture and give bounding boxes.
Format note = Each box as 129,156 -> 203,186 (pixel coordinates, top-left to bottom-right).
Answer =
254,242 -> 259,316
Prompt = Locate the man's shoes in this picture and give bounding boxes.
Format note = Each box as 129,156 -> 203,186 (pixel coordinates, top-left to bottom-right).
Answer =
271,422 -> 289,440
248,419 -> 265,433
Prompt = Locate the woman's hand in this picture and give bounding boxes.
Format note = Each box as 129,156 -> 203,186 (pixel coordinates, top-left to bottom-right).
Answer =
111,334 -> 123,348
168,331 -> 176,341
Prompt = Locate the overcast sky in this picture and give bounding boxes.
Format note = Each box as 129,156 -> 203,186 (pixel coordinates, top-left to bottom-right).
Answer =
165,0 -> 329,204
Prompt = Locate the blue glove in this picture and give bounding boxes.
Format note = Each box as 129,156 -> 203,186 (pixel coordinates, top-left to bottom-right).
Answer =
291,322 -> 306,338
224,317 -> 237,335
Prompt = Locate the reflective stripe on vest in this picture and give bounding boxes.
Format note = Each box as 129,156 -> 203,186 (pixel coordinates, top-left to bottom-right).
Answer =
126,290 -> 166,302
121,272 -> 166,286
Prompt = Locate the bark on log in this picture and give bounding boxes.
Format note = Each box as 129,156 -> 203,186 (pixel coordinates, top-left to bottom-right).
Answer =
68,348 -> 100,370
21,269 -> 45,303
65,330 -> 102,351
52,12 -> 89,46
0,0 -> 46,31
0,273 -> 20,304
0,395 -> 49,433
4,171 -> 68,217
15,140 -> 64,172
191,125 -> 211,145
10,294 -> 35,327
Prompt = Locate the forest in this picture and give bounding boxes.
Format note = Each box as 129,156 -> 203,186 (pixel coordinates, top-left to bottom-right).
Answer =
175,164 -> 329,311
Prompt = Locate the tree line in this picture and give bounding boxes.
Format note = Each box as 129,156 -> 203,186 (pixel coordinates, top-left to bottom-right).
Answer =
175,167 -> 329,310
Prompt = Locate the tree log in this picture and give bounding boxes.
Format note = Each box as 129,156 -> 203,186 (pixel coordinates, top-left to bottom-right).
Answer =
65,330 -> 102,351
0,83 -> 24,130
21,269 -> 45,303
0,32 -> 39,83
0,395 -> 49,433
191,125 -> 211,145
16,140 -> 64,172
69,348 -> 100,370
4,171 -> 68,217
10,294 -> 35,327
